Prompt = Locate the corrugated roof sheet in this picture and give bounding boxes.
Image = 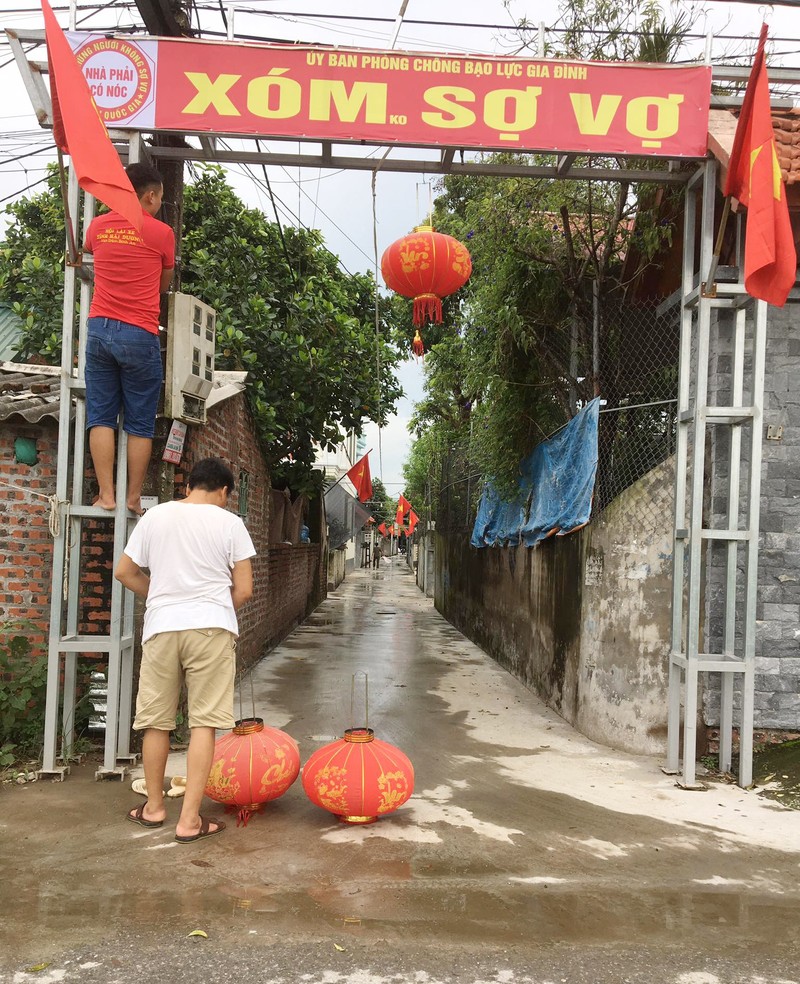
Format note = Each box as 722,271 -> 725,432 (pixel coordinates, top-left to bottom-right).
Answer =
0,364 -> 62,424
0,364 -> 247,425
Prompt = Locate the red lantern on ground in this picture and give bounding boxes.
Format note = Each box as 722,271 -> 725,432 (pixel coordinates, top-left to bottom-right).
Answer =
381,225 -> 472,326
302,727 -> 414,824
205,718 -> 300,826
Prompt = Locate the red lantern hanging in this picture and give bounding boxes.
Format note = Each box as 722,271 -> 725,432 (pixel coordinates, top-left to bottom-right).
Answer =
205,718 -> 300,826
302,727 -> 414,825
412,328 -> 425,361
381,225 -> 472,327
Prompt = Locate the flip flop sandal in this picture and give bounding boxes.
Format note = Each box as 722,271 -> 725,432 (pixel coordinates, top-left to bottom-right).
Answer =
166,776 -> 187,798
175,815 -> 226,843
127,803 -> 164,828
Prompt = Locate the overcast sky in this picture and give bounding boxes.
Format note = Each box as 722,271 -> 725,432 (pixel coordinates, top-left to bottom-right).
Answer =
1,1 -> 798,492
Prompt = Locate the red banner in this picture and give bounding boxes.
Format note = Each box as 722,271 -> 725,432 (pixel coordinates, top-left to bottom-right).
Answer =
66,34 -> 711,158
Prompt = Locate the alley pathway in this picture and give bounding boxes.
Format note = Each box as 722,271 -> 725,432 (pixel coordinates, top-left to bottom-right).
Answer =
1,558 -> 799,983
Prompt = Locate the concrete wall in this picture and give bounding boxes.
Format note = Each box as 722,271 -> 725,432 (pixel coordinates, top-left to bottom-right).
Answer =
328,546 -> 347,591
435,300 -> 800,745
435,458 -> 675,755
416,531 -> 435,598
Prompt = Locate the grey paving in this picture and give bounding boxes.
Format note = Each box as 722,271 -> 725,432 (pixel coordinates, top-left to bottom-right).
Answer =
1,559 -> 799,983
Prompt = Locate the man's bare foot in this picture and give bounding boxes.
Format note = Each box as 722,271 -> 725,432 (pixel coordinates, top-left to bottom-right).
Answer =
175,815 -> 226,842
127,803 -> 166,827
126,497 -> 144,516
93,494 -> 116,511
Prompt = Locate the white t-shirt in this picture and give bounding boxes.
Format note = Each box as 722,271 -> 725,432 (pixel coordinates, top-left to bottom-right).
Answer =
123,500 -> 257,643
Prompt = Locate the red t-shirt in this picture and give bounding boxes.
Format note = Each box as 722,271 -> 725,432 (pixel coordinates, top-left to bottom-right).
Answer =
85,210 -> 175,334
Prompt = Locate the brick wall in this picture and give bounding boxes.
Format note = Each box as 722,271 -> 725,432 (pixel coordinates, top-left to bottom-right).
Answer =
168,392 -> 323,671
0,390 -> 325,677
0,421 -> 58,655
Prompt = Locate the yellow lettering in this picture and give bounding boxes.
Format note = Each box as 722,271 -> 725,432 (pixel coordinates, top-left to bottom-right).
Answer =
308,80 -> 387,124
182,73 -> 241,116
626,93 -> 684,148
329,53 -> 358,68
527,64 -> 550,78
555,65 -> 588,80
247,69 -> 302,119
483,86 -> 541,141
421,86 -> 476,128
360,54 -> 409,70
569,93 -> 622,135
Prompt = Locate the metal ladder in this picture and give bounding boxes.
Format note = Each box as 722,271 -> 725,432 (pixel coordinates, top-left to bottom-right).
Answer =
40,139 -> 147,780
666,159 -> 764,789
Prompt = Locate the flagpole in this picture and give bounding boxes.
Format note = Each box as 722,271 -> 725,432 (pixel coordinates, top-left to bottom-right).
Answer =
702,195 -> 732,296
56,150 -> 80,265
325,448 -> 373,493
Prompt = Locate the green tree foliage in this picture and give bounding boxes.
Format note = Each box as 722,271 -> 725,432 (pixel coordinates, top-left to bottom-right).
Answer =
181,167 -> 403,490
0,167 -> 67,360
0,165 -> 403,493
366,477 -> 394,526
408,0 -> 697,506
402,426 -> 446,526
552,0 -> 692,63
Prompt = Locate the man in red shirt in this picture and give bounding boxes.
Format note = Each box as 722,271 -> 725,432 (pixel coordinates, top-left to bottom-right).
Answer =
84,163 -> 175,514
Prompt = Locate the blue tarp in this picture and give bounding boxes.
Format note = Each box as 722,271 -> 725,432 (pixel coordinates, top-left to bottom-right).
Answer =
471,397 -> 600,548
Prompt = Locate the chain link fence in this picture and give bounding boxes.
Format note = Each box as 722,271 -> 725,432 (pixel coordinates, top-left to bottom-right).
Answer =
437,296 -> 680,534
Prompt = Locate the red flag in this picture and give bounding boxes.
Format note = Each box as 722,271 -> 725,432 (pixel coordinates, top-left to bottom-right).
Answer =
407,510 -> 419,535
724,24 -> 796,306
41,0 -> 143,232
396,494 -> 411,527
346,453 -> 372,502
378,522 -> 387,536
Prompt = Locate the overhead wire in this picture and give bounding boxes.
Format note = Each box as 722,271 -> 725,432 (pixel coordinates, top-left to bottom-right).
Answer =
253,137 -> 297,287
0,171 -> 51,203
214,138 -> 361,277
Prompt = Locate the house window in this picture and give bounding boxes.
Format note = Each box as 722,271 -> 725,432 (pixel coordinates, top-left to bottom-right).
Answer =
238,470 -> 249,519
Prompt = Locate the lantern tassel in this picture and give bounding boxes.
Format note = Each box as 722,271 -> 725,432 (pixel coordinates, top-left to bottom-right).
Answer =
233,804 -> 262,827
413,293 -> 443,327
412,329 -> 425,362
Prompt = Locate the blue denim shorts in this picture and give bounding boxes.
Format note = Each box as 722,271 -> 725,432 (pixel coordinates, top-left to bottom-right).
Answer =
85,317 -> 163,438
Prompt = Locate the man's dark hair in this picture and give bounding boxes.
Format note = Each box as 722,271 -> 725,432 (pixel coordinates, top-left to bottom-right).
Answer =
187,458 -> 235,493
126,162 -> 163,197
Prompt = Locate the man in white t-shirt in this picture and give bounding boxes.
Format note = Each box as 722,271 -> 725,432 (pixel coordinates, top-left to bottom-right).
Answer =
115,457 -> 255,843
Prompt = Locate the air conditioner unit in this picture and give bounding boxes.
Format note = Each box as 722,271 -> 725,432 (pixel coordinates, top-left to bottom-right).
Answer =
164,293 -> 216,424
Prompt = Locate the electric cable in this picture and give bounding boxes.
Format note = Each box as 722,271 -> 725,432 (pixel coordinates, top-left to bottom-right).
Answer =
254,137 -> 297,287
217,151 -> 359,277
0,171 -> 51,203
371,169 -> 383,483
0,142 -> 56,166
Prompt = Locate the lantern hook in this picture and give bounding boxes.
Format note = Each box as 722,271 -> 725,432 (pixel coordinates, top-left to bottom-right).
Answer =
350,671 -> 369,731
236,668 -> 257,727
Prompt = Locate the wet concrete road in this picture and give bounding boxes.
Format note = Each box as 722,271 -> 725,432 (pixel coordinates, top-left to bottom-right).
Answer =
1,559 -> 799,983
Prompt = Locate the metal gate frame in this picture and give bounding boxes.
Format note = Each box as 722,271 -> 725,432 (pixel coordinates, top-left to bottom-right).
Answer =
7,25 -> 797,784
665,158 -> 769,789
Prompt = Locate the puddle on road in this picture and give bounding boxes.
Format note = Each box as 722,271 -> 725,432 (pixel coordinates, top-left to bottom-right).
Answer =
9,879 -> 800,956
